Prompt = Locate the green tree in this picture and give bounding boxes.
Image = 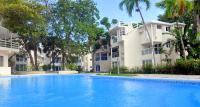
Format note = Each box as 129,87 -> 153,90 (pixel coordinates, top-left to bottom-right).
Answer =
193,0 -> 200,35
112,19 -> 118,25
0,0 -> 47,71
42,36 -> 62,68
49,0 -> 99,70
119,0 -> 156,65
156,0 -> 193,60
100,17 -> 111,31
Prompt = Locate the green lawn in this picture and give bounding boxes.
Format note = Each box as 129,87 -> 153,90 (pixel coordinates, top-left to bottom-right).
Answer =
96,73 -> 137,77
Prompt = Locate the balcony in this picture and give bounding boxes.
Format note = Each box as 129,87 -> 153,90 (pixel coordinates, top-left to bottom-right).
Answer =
0,39 -> 19,50
142,48 -> 161,56
0,26 -> 19,52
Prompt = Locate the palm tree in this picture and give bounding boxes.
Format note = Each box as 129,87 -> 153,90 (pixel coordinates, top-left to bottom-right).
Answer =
156,0 -> 192,60
119,0 -> 156,65
194,0 -> 200,34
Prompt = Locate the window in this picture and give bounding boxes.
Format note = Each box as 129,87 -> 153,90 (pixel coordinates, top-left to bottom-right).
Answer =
112,62 -> 118,68
112,47 -> 119,58
101,53 -> 107,60
166,41 -> 171,48
16,64 -> 27,71
16,56 -> 27,62
166,27 -> 170,32
112,36 -> 117,43
166,59 -> 172,64
142,59 -> 152,66
0,56 -> 3,67
154,44 -> 161,54
157,25 -> 162,29
53,66 -> 61,71
142,48 -> 152,55
102,45 -> 108,49
54,57 -> 61,63
16,57 -> 20,62
120,28 -> 125,36
95,53 -> 100,61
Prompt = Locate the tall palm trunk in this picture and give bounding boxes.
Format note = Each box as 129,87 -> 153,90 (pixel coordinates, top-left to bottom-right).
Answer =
34,48 -> 39,71
193,0 -> 199,36
136,2 -> 156,66
175,21 -> 186,60
61,52 -> 65,71
27,50 -> 34,71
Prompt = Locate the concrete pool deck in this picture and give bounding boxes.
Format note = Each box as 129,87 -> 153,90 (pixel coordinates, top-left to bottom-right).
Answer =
134,74 -> 200,81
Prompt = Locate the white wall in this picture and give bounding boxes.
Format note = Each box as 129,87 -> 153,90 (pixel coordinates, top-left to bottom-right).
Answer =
0,67 -> 11,76
82,53 -> 93,71
110,21 -> 181,69
0,52 -> 9,67
123,29 -> 142,68
93,49 -> 111,72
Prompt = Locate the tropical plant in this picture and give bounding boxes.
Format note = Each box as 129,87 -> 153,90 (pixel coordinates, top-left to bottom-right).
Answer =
110,66 -> 128,74
156,0 -> 193,60
193,0 -> 200,34
0,0 -> 47,71
119,0 -> 156,65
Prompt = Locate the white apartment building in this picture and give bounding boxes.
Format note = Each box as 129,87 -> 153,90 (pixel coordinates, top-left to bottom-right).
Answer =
15,52 -> 63,71
15,51 -> 46,71
77,53 -> 93,71
110,21 -> 183,69
93,45 -> 111,72
0,26 -> 19,75
15,55 -> 28,71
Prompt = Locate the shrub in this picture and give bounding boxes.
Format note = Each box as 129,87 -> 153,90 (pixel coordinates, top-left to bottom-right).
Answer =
76,66 -> 83,73
42,65 -> 51,71
128,67 -> 143,74
119,66 -> 129,73
142,64 -> 154,74
66,63 -> 77,70
109,59 -> 200,75
110,66 -> 129,74
154,64 -> 175,74
110,67 -> 118,74
174,59 -> 200,75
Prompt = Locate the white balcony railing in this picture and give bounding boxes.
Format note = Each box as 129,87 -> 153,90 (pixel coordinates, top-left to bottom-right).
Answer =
0,39 -> 19,50
142,48 -> 161,55
142,48 -> 153,55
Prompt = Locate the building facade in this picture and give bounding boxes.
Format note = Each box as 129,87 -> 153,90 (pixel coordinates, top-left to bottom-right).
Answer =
93,47 -> 111,72
109,21 -> 183,69
15,52 -> 63,72
77,53 -> 93,71
0,26 -> 19,75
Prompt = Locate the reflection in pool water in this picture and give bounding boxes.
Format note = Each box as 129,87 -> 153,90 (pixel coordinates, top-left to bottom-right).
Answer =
0,75 -> 200,107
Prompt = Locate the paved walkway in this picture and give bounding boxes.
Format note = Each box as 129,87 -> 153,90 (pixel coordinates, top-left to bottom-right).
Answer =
135,74 -> 200,81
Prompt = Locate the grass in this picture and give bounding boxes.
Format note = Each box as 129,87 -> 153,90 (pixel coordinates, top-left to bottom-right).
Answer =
96,73 -> 137,77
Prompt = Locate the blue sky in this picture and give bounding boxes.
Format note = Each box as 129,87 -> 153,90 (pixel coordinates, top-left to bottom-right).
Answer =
93,0 -> 164,23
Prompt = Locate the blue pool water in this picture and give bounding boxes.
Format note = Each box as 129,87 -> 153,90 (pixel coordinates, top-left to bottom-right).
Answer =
0,75 -> 200,107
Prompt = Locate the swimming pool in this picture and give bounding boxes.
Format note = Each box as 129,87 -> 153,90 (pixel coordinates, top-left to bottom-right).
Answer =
0,75 -> 200,107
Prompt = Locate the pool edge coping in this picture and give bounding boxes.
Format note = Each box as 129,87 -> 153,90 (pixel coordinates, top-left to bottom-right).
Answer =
1,74 -> 200,84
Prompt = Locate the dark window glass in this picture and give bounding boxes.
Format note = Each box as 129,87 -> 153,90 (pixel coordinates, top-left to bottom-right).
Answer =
166,27 -> 170,31
157,25 -> 162,29
112,47 -> 119,58
95,53 -> 100,61
101,53 -> 107,60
